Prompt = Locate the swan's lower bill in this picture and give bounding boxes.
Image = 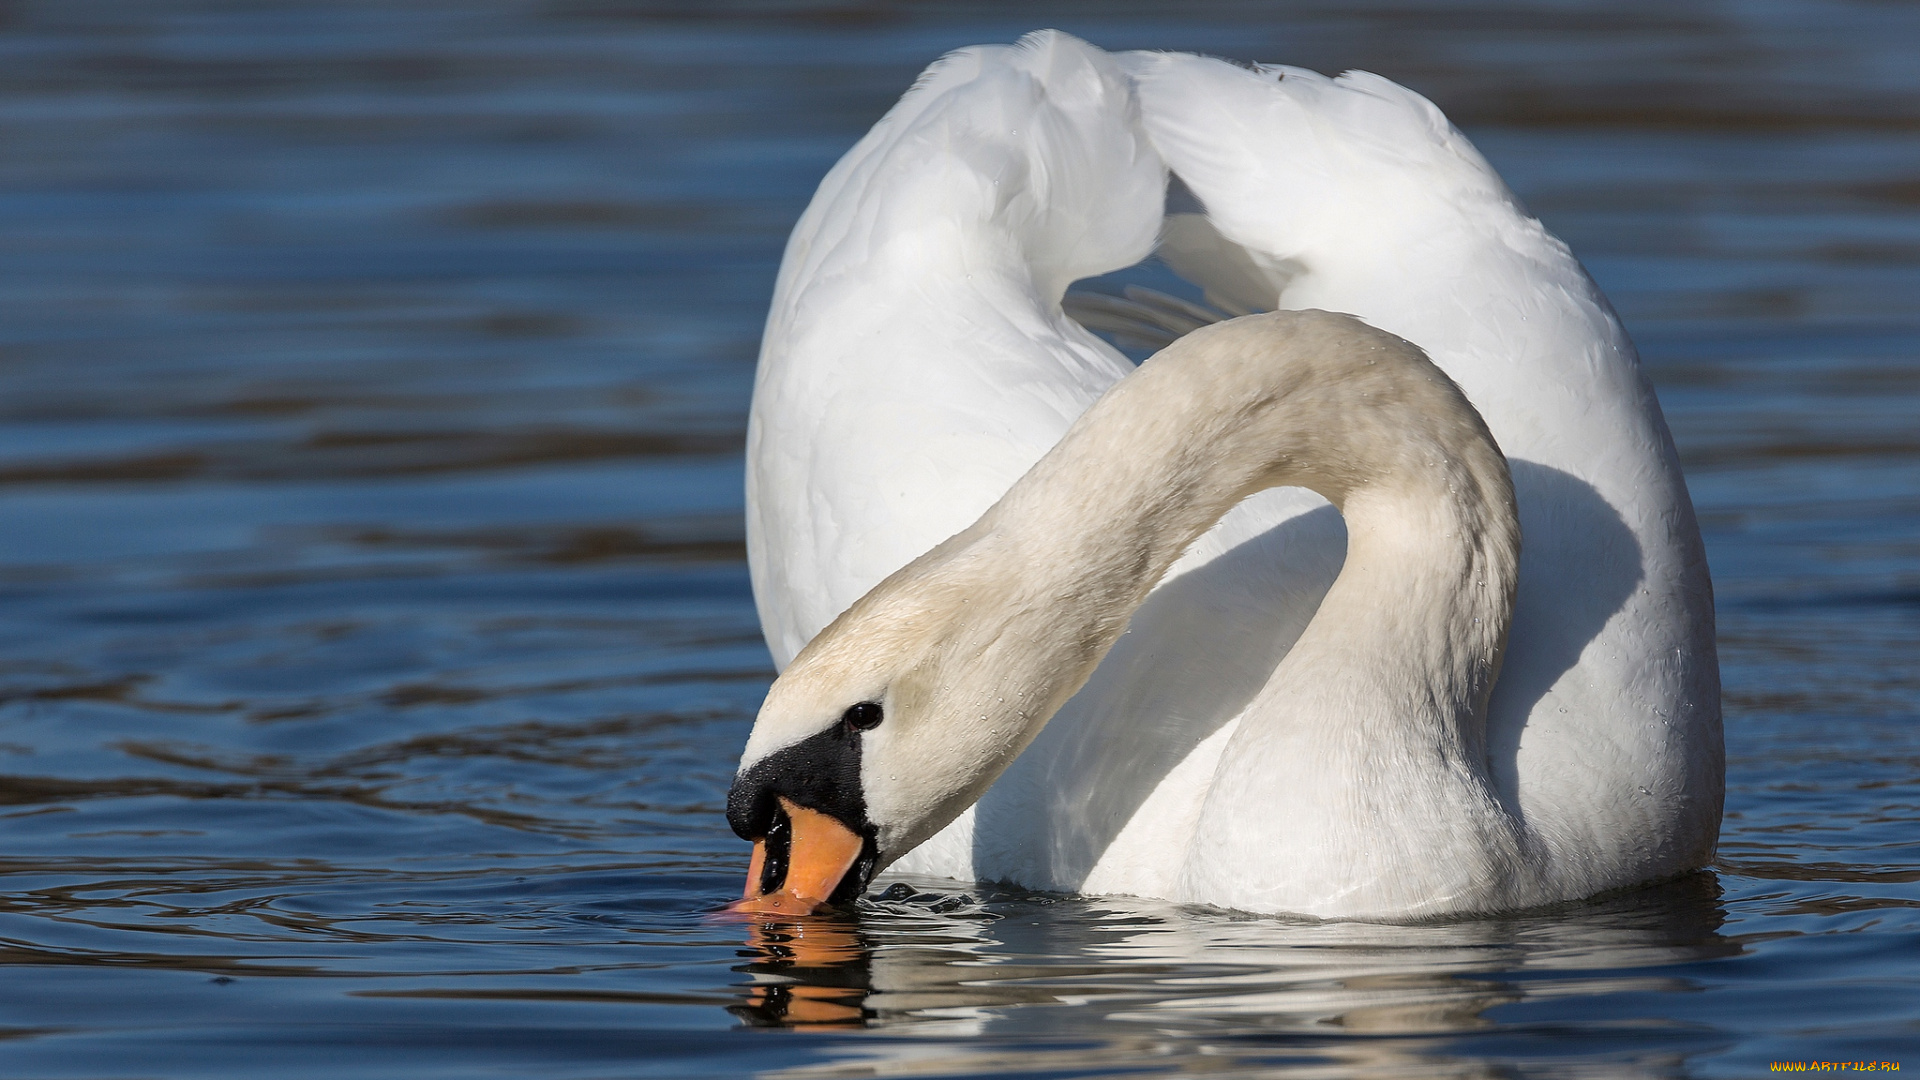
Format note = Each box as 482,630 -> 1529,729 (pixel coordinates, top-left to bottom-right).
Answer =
732,797 -> 867,916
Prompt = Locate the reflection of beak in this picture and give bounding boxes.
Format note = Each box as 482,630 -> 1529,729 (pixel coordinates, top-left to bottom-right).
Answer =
731,796 -> 867,916
732,914 -> 867,1027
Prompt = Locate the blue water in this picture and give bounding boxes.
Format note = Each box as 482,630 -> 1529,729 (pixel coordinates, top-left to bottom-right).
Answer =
0,2 -> 1915,1077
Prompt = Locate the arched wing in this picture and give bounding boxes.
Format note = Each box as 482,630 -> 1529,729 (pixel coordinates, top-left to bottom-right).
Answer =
749,31 -> 1164,667
1112,53 -> 1722,892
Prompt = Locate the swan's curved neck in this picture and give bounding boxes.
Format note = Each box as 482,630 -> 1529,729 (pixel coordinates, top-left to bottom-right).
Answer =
987,309 -> 1517,743
786,309 -> 1520,867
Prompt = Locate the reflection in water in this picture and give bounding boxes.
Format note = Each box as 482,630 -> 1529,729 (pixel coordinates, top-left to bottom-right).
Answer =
730,873 -> 1735,1074
732,914 -> 871,1027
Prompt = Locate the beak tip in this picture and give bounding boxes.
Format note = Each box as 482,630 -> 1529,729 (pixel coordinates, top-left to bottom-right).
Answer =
728,890 -> 832,917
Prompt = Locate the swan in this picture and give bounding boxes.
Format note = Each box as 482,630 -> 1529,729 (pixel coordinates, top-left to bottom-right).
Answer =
727,32 -> 1721,920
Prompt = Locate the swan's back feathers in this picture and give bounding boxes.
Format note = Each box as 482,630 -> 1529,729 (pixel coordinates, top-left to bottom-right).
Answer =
750,31 -> 1164,667
1117,53 -> 1536,315
772,33 -> 1163,336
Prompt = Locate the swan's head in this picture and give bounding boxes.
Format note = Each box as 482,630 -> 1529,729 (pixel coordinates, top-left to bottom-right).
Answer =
726,534 -> 1081,914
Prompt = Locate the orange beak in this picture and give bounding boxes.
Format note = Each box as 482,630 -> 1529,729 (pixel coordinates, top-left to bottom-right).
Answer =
731,796 -> 867,917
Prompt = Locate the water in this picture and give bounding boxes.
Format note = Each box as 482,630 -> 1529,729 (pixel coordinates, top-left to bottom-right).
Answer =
0,2 -> 1914,1076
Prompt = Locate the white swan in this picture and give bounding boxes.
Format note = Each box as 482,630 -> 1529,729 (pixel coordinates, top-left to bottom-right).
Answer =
727,32 -> 1721,920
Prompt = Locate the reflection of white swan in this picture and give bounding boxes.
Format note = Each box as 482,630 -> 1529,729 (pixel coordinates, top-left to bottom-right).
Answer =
741,877 -> 1728,1066
728,32 -> 1721,919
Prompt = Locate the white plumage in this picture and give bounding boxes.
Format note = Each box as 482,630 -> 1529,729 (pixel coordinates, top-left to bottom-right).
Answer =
740,31 -> 1720,919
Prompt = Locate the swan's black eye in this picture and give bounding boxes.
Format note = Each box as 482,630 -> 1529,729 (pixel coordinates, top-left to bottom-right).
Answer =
842,701 -> 883,732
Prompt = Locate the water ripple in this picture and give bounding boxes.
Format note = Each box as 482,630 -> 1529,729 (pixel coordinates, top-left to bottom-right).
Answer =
0,1 -> 1913,1077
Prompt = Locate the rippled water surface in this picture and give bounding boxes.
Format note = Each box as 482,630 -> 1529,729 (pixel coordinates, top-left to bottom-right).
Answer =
0,2 -> 1916,1076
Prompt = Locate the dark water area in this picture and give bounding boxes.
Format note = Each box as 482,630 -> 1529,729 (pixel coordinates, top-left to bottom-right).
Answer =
0,1 -> 1915,1076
